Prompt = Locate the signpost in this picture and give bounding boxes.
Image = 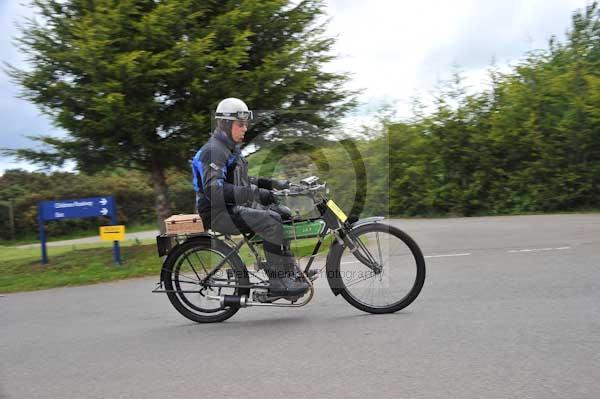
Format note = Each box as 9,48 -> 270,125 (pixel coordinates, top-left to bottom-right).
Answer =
38,196 -> 122,265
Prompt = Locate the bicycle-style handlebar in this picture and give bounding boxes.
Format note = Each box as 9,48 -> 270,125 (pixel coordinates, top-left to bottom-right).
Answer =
273,182 -> 327,197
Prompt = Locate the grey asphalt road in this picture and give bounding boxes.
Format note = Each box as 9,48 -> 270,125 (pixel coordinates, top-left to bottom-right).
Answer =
2,214 -> 599,399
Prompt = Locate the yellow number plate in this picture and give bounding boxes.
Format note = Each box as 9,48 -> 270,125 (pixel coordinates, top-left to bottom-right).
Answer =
326,200 -> 348,222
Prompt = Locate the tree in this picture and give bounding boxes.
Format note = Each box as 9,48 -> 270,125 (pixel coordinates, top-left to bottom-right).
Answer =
4,0 -> 356,230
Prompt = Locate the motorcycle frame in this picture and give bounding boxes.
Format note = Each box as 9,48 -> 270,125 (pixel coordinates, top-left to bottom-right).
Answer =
180,221 -> 332,292
154,193 -> 383,295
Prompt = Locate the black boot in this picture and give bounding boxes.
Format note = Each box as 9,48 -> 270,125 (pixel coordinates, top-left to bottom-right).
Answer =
263,253 -> 309,297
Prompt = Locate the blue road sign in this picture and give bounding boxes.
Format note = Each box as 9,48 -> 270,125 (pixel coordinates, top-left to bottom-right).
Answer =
39,196 -> 115,221
37,196 -> 121,265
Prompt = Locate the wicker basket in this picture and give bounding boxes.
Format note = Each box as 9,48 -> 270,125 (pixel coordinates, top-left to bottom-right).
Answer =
164,214 -> 205,235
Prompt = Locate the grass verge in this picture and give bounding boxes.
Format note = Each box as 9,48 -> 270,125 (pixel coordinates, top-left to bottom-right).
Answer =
0,236 -> 332,294
0,222 -> 158,246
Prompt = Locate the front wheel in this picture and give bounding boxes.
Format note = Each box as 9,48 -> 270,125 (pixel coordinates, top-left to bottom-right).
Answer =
336,223 -> 426,314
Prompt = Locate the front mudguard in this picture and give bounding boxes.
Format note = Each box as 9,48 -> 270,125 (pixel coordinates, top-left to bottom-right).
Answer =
324,217 -> 384,296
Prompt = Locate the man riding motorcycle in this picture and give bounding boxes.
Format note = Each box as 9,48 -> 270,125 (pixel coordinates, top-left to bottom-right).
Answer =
192,98 -> 309,297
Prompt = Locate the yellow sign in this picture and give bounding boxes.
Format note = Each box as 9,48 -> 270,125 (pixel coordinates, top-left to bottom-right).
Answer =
100,225 -> 126,241
326,200 -> 348,222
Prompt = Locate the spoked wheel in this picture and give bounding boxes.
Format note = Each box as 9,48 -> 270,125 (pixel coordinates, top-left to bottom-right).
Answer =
161,238 -> 250,323
338,223 -> 425,314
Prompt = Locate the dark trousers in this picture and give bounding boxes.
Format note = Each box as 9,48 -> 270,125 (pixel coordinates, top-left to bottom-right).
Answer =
206,205 -> 293,265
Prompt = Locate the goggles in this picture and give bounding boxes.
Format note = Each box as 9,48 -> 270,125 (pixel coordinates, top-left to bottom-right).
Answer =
215,110 -> 254,121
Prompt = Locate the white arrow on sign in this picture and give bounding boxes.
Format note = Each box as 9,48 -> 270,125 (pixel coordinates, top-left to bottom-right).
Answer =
99,198 -> 108,206
100,208 -> 109,216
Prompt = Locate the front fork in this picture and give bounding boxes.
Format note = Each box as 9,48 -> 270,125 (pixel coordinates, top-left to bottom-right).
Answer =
334,227 -> 383,274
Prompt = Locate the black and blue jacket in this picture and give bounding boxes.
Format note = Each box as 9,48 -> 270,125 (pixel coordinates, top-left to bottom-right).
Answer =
192,130 -> 275,222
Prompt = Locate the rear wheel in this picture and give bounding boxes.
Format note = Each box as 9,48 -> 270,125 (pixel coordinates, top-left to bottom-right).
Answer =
161,238 -> 250,323
337,223 -> 425,314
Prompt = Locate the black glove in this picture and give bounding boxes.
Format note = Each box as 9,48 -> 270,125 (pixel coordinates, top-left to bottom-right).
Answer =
271,179 -> 290,190
258,188 -> 276,205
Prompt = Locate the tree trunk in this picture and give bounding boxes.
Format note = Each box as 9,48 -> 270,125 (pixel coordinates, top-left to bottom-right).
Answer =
150,162 -> 172,234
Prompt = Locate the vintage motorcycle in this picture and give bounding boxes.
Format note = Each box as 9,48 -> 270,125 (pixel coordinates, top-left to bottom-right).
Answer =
154,176 -> 426,323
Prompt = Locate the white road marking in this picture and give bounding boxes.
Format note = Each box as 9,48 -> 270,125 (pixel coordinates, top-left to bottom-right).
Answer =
340,246 -> 573,264
341,253 -> 472,264
508,246 -> 571,253
425,253 -> 472,259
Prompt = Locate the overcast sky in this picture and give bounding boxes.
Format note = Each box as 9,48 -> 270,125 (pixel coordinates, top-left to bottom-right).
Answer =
0,0 -> 590,174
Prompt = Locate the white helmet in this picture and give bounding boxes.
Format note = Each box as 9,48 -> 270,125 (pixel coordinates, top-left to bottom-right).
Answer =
215,98 -> 253,121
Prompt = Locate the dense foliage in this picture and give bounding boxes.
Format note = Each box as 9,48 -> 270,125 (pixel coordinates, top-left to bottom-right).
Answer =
4,0 -> 356,229
0,168 -> 194,240
252,4 -> 600,217
381,3 -> 600,216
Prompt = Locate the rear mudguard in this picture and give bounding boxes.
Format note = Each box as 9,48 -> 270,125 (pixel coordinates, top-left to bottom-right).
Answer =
158,235 -> 213,278
158,234 -> 251,296
325,217 -> 384,296
156,233 -> 213,257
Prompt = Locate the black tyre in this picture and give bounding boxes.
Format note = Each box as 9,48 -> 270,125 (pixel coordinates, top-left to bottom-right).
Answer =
337,223 -> 425,314
161,237 -> 250,323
